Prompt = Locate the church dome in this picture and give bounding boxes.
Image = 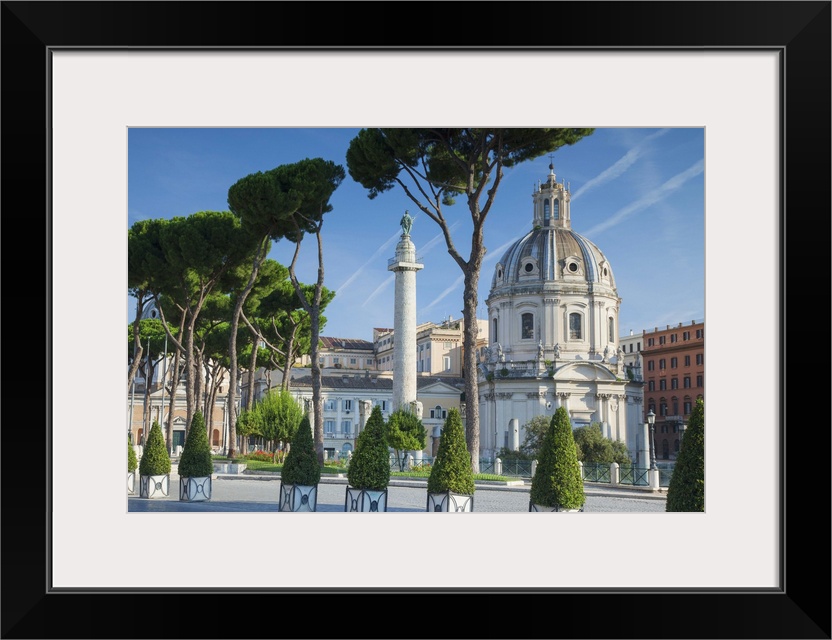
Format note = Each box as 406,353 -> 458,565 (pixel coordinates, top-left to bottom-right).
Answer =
490,226 -> 616,294
484,163 -> 621,363
490,164 -> 617,297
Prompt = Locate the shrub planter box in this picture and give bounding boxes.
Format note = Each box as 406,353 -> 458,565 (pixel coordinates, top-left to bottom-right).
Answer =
426,491 -> 474,512
529,503 -> 584,512
179,476 -> 212,502
345,487 -> 388,512
278,482 -> 318,512
127,472 -> 136,495
139,474 -> 170,498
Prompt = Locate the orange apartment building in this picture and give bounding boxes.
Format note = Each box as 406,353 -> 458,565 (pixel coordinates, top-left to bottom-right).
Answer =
641,320 -> 705,460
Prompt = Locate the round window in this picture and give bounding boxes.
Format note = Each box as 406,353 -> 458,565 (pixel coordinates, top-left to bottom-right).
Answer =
568,262 -> 579,273
524,263 -> 534,273
603,267 -> 608,276
497,268 -> 502,278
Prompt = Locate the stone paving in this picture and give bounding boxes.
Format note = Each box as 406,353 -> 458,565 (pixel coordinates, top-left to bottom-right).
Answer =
128,472 -> 667,513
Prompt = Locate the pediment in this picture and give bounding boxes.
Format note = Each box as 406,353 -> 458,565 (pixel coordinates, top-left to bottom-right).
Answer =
552,362 -> 617,382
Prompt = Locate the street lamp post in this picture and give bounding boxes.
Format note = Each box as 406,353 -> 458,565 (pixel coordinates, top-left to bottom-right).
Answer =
647,409 -> 657,471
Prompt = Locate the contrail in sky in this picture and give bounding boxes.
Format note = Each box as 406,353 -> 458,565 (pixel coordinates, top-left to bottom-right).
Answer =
339,219 -> 459,296
421,234 -> 522,313
363,274 -> 394,307
581,159 -> 704,237
572,128 -> 670,201
336,231 -> 400,294
360,221 -> 461,308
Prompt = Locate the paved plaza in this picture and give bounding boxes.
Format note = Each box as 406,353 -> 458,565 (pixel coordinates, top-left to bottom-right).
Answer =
128,473 -> 667,513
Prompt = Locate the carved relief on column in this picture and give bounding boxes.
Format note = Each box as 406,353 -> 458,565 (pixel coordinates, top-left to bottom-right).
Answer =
526,391 -> 547,399
482,391 -> 496,401
496,392 -> 513,399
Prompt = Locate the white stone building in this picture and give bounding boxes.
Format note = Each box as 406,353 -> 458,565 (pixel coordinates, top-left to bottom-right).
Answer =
286,371 -> 464,461
478,163 -> 644,460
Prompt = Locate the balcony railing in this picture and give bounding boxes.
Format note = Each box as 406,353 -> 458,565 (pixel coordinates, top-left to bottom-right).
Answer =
324,432 -> 355,440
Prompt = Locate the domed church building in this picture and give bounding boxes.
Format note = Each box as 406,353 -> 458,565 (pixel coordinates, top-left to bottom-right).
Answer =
478,163 -> 643,461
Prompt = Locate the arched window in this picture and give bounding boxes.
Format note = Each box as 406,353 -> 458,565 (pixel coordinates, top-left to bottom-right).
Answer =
521,313 -> 534,339
543,200 -> 550,223
608,317 -> 615,342
492,318 -> 498,343
553,199 -> 559,219
569,312 -> 582,339
212,429 -> 220,447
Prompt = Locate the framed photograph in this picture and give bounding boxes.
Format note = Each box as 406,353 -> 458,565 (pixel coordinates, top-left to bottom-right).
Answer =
4,2 -> 828,638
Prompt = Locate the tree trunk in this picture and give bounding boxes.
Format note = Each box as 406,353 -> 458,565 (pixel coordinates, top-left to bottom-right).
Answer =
281,324 -> 299,391
227,238 -> 270,459
462,247 -> 484,474
165,331 -> 184,453
462,277 -> 481,474
288,227 -> 326,466
127,293 -> 147,395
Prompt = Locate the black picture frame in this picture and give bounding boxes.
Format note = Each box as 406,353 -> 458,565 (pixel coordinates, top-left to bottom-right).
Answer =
3,2 -> 829,638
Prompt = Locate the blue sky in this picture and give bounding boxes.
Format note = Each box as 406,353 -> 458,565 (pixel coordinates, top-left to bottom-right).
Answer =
128,127 -> 704,341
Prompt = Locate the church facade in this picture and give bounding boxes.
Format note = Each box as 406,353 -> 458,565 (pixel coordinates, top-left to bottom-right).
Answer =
478,164 -> 645,462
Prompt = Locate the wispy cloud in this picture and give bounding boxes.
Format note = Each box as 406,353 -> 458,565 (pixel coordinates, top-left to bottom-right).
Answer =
581,159 -> 704,237
335,231 -> 401,295
362,274 -> 394,307
572,129 -> 670,201
484,236 -> 523,265
421,234 -> 523,313
337,217 -> 458,297
422,275 -> 465,313
420,220 -> 461,255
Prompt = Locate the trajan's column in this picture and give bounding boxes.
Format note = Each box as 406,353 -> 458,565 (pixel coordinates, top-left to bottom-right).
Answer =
388,211 -> 423,412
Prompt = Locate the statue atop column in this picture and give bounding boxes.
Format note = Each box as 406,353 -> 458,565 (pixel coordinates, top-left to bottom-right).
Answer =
400,210 -> 413,236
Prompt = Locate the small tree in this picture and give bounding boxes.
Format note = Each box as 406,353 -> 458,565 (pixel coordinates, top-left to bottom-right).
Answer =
178,410 -> 213,478
128,436 -> 138,473
666,398 -> 705,512
256,388 -> 304,463
138,420 -> 171,477
573,423 -> 632,464
385,407 -> 427,471
234,409 -> 261,457
347,405 -> 390,491
427,408 -> 475,495
529,406 -> 585,510
518,414 -> 551,458
280,414 -> 321,486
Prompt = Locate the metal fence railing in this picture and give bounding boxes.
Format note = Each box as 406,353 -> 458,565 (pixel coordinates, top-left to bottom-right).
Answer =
382,455 -> 675,487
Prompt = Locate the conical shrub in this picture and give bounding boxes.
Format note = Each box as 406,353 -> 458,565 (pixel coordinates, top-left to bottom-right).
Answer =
128,435 -> 138,473
666,398 -> 705,512
138,420 -> 171,476
280,414 -> 321,486
178,410 -> 214,478
347,405 -> 390,490
529,406 -> 585,509
427,408 -> 475,494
